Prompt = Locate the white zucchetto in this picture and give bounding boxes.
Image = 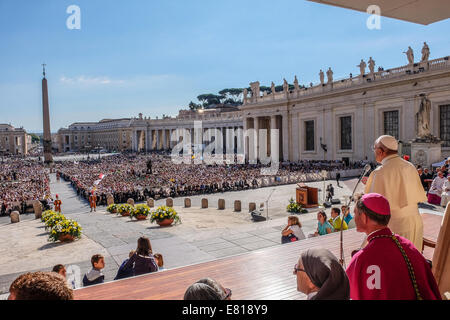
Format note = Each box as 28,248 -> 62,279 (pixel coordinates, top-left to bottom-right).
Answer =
375,135 -> 398,151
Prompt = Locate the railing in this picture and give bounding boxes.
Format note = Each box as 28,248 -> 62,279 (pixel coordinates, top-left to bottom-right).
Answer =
244,56 -> 450,105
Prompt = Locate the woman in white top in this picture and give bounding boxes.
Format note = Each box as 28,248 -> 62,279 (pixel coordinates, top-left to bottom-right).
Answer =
428,170 -> 446,205
441,175 -> 450,207
281,216 -> 306,244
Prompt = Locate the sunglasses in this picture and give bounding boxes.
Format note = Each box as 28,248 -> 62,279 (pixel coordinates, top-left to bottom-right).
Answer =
293,264 -> 306,274
224,288 -> 232,300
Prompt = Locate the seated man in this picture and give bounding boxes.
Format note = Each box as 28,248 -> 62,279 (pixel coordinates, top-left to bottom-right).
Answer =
328,207 -> 348,232
346,193 -> 441,300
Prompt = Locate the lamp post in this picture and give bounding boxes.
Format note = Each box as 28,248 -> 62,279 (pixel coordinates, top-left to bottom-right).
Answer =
321,169 -> 328,202
265,188 -> 276,220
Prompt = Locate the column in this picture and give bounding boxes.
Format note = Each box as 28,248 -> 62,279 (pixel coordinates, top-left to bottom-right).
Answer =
156,129 -> 161,150
254,116 -> 259,161
243,118 -> 249,162
169,129 -> 174,149
134,131 -> 138,152
162,129 -> 167,150
282,113 -> 289,161
225,126 -> 234,161
292,113 -> 299,162
149,129 -> 154,151
270,115 -> 277,157
190,128 -> 194,154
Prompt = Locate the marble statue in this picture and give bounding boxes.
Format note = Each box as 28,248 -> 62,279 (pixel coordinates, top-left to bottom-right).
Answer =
319,69 -> 324,85
404,46 -> 414,64
368,57 -> 376,74
416,95 -> 432,138
357,59 -> 366,76
421,42 -> 430,62
271,82 -> 275,95
250,81 -> 260,101
326,68 -> 333,83
294,75 -> 300,91
283,78 -> 288,93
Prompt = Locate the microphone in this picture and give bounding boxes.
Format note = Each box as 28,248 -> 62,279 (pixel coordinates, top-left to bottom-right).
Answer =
339,163 -> 372,267
362,163 -> 371,177
346,164 -> 371,207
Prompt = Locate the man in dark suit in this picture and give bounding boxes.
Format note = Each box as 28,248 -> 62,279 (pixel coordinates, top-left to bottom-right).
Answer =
418,168 -> 428,191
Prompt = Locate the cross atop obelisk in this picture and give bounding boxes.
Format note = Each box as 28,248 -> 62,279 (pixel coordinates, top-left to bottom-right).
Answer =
41,63 -> 53,164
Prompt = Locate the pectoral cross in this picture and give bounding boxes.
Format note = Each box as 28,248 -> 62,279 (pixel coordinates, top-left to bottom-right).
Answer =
42,63 -> 46,77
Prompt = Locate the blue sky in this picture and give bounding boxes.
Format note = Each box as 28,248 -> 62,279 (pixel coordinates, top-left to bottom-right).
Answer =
0,0 -> 449,132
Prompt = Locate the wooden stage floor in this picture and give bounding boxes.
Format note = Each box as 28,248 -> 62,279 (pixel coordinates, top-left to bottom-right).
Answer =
74,213 -> 442,300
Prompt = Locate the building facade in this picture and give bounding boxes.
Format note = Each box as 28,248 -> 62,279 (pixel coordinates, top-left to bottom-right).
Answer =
57,107 -> 243,154
0,124 -> 28,155
56,54 -> 450,163
57,119 -> 134,153
241,55 -> 450,163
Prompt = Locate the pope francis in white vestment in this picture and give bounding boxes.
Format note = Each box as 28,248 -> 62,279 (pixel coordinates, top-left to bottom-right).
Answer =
364,136 -> 427,250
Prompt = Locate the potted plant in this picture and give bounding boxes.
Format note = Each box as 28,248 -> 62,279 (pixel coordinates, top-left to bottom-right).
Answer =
49,219 -> 82,243
41,210 -> 57,223
150,206 -> 181,226
44,213 -> 66,230
131,204 -> 150,220
107,203 -> 118,214
118,203 -> 133,217
286,198 -> 308,214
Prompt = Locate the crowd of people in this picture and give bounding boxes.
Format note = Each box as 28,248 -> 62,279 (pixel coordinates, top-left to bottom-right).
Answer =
7,192 -> 444,300
53,154 -> 366,208
0,159 -> 50,216
418,157 -> 450,207
0,151 -> 367,216
3,134 -> 448,301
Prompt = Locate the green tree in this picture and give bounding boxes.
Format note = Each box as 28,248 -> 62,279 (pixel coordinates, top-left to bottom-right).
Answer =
218,88 -> 244,104
188,101 -> 202,110
29,133 -> 41,144
197,94 -> 225,107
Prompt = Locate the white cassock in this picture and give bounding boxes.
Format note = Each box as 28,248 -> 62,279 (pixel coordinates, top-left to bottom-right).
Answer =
441,180 -> 450,207
365,154 -> 427,250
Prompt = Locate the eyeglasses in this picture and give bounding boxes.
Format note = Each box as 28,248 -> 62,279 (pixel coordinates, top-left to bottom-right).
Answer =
372,145 -> 386,153
293,264 -> 306,274
224,288 -> 232,300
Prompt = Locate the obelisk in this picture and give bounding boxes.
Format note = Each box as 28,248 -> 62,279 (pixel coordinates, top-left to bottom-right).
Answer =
42,64 -> 53,164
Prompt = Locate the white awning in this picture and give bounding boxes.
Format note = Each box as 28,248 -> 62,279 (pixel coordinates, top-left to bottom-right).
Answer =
308,0 -> 450,25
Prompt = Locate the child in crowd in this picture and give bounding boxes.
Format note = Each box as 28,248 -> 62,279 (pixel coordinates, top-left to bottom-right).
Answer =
52,264 -> 66,279
328,207 -> 348,232
82,254 -> 105,287
341,205 -> 353,225
154,253 -> 165,271
114,250 -> 135,280
281,216 -> 306,244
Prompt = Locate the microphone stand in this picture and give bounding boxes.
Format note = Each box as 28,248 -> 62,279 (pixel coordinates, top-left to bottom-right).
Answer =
339,164 -> 372,267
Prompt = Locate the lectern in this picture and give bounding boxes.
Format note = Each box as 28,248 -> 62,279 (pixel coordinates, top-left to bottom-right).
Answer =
296,184 -> 319,208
